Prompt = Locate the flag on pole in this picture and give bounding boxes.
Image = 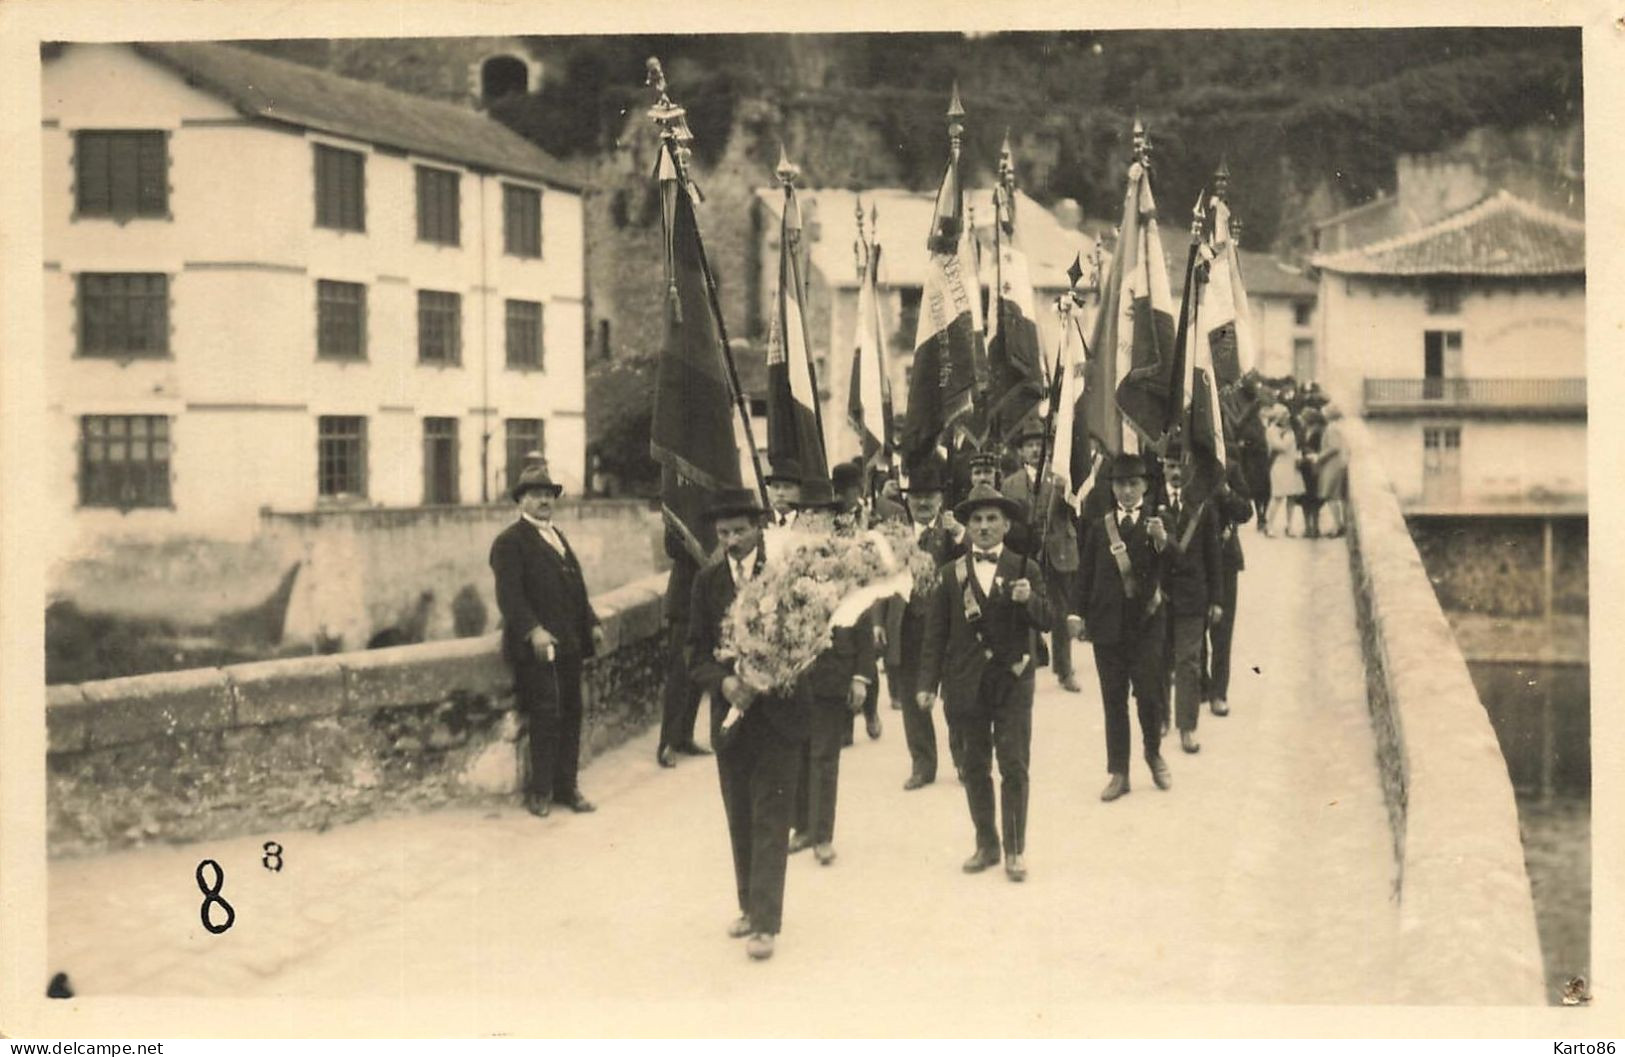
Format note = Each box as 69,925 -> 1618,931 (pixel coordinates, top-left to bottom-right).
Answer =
1196,194 -> 1257,387
1180,211 -> 1226,506
901,88 -> 985,464
1096,133 -> 1178,451
1048,300 -> 1088,510
650,141 -> 745,562
765,152 -> 829,482
984,140 -> 1046,445
846,219 -> 894,469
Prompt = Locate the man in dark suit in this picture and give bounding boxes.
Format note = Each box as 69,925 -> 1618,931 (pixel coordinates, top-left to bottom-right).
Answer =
1002,419 -> 1082,693
687,487 -> 806,962
657,525 -> 709,769
1202,456 -> 1253,718
1072,453 -> 1171,802
788,478 -> 876,865
1157,442 -> 1224,755
881,461 -> 966,790
764,458 -> 803,528
490,465 -> 605,817
917,483 -> 1050,882
830,462 -> 886,745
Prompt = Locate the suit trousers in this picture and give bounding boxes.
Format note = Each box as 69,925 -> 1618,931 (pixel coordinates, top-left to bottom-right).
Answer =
1202,567 -> 1240,703
888,660 -> 938,782
1092,621 -> 1166,775
794,698 -> 847,843
1045,565 -> 1075,679
715,708 -> 802,935
658,621 -> 703,750
847,680 -> 880,743
514,652 -> 585,800
1167,612 -> 1207,733
950,670 -> 1034,856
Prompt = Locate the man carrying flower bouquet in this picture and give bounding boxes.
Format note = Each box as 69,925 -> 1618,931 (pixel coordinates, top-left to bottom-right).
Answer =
788,478 -> 878,865
686,486 -> 804,962
916,482 -> 1051,882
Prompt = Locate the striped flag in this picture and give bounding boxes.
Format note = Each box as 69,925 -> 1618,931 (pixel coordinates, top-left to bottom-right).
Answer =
1048,303 -> 1089,511
984,183 -> 1046,445
1196,196 -> 1257,387
1099,158 -> 1179,450
765,179 -> 829,482
846,237 -> 894,469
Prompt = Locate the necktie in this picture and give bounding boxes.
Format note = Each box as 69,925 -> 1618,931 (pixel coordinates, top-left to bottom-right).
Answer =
973,550 -> 999,564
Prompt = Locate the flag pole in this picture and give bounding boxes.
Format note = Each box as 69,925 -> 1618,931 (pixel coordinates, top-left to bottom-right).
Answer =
647,57 -> 769,507
776,146 -> 829,472
942,83 -> 967,500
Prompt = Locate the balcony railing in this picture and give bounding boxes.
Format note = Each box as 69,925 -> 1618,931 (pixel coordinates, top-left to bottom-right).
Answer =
1363,377 -> 1586,416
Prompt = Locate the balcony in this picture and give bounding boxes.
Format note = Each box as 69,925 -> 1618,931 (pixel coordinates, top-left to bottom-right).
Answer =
1362,378 -> 1587,418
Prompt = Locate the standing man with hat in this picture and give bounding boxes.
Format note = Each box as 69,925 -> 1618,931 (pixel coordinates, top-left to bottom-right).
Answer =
917,482 -> 1050,881
1202,453 -> 1253,719
686,486 -> 804,961
882,459 -> 967,791
1002,417 -> 1082,693
764,458 -> 803,528
490,464 -> 605,817
1157,437 -> 1224,755
1072,453 -> 1172,801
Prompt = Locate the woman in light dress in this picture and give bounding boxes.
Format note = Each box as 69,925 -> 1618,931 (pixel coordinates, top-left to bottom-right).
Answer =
1313,403 -> 1350,537
1264,404 -> 1302,536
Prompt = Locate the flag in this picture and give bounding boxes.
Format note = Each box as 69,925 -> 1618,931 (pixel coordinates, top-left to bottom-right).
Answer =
650,142 -> 745,562
901,153 -> 986,463
846,238 -> 894,468
765,179 -> 829,481
1096,158 -> 1178,450
1196,196 -> 1257,387
1179,228 -> 1227,506
983,185 -> 1046,444
1048,304 -> 1089,510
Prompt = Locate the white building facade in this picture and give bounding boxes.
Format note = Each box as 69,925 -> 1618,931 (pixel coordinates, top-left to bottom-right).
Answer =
41,42 -> 587,548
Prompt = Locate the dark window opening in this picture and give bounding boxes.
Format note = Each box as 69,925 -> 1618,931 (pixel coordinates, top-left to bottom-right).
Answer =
314,144 -> 365,232
80,415 -> 170,509
505,419 -> 545,494
416,166 -> 461,246
505,299 -> 543,369
317,416 -> 367,499
423,417 -> 460,505
75,131 -> 167,219
317,280 -> 367,359
503,184 -> 542,257
418,290 -> 462,365
481,55 -> 529,103
78,273 -> 168,357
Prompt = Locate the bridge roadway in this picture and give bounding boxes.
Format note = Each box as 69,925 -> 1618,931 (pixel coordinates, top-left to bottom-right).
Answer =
48,531 -> 1401,1028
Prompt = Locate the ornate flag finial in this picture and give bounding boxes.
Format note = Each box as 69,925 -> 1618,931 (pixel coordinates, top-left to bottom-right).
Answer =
947,81 -> 966,154
1214,156 -> 1231,200
775,143 -> 800,188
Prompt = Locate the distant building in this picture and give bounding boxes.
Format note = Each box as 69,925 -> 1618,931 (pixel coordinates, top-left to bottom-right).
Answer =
1312,189 -> 1585,516
41,42 -> 587,547
750,186 -> 1094,464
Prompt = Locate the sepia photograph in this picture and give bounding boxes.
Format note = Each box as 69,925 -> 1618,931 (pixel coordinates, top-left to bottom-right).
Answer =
1,0 -> 1620,1040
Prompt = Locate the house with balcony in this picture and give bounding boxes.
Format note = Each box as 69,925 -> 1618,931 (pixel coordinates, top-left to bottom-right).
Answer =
41,42 -> 587,551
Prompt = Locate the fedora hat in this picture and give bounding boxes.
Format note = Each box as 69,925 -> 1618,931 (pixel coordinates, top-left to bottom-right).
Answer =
1014,414 -> 1046,444
795,478 -> 845,512
905,460 -> 945,494
511,463 -> 563,501
953,482 -> 1024,523
1107,453 -> 1150,482
831,460 -> 864,493
705,486 -> 765,522
764,457 -> 804,486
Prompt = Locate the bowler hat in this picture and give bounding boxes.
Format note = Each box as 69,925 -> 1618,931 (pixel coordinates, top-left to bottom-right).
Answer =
511,464 -> 563,501
953,482 -> 1024,523
831,461 -> 864,493
905,461 -> 945,494
795,478 -> 845,512
705,486 -> 765,522
1107,453 -> 1150,482
765,458 -> 804,486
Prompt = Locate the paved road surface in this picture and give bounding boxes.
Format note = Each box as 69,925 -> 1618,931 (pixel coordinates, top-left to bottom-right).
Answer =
49,532 -> 1398,1031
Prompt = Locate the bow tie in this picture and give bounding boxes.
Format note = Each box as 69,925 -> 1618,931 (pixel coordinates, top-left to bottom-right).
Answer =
973,551 -> 999,564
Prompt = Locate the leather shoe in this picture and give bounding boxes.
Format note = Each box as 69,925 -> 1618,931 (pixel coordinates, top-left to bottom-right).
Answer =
1148,754 -> 1172,790
746,933 -> 775,960
1059,674 -> 1082,693
1180,729 -> 1201,754
866,714 -> 883,740
1210,698 -> 1230,717
1100,773 -> 1130,802
788,831 -> 813,854
523,794 -> 552,818
727,915 -> 753,939
657,745 -> 678,768
676,741 -> 712,756
814,843 -> 836,865
962,847 -> 1001,873
555,792 -> 596,813
1004,854 -> 1027,882
902,773 -> 933,791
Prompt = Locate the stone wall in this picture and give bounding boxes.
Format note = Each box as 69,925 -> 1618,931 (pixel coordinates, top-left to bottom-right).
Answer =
1407,516 -> 1588,618
45,574 -> 670,858
1340,414 -> 1547,1004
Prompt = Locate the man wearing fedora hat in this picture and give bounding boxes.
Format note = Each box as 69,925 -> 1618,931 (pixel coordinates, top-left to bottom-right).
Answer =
881,459 -> 967,791
764,458 -> 803,528
490,464 -> 605,818
917,482 -> 1050,881
1073,452 -> 1172,802
1002,416 -> 1082,694
1156,435 -> 1224,756
686,485 -> 805,961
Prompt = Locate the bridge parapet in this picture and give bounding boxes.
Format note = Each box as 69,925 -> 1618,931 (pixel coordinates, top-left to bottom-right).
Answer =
1341,413 -> 1546,1004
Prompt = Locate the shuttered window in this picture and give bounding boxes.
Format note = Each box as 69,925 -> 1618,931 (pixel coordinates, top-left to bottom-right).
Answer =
503,184 -> 541,257
505,299 -> 543,369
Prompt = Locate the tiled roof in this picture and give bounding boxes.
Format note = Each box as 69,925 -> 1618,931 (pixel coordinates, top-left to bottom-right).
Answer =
1310,190 -> 1583,277
1157,227 -> 1316,300
130,42 -> 580,190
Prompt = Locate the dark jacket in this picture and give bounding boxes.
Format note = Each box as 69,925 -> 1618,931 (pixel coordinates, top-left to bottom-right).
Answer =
799,619 -> 878,704
881,517 -> 967,672
1001,466 -> 1080,572
686,547 -> 809,743
1158,491 -> 1223,616
490,518 -> 600,667
1213,461 -> 1253,572
918,547 -> 1050,718
1076,504 -> 1165,645
662,525 -> 702,624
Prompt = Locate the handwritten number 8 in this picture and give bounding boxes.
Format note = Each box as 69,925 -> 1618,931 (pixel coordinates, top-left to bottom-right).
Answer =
262,841 -> 283,872
195,859 -> 235,934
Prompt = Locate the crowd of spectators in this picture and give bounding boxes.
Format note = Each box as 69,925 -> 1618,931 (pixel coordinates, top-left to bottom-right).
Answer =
1228,373 -> 1349,539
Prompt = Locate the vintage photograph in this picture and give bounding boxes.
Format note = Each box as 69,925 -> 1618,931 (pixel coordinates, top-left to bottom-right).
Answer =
3,1 -> 1614,1038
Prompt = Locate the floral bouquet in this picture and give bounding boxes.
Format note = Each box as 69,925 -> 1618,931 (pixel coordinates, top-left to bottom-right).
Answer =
716,514 -> 940,696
